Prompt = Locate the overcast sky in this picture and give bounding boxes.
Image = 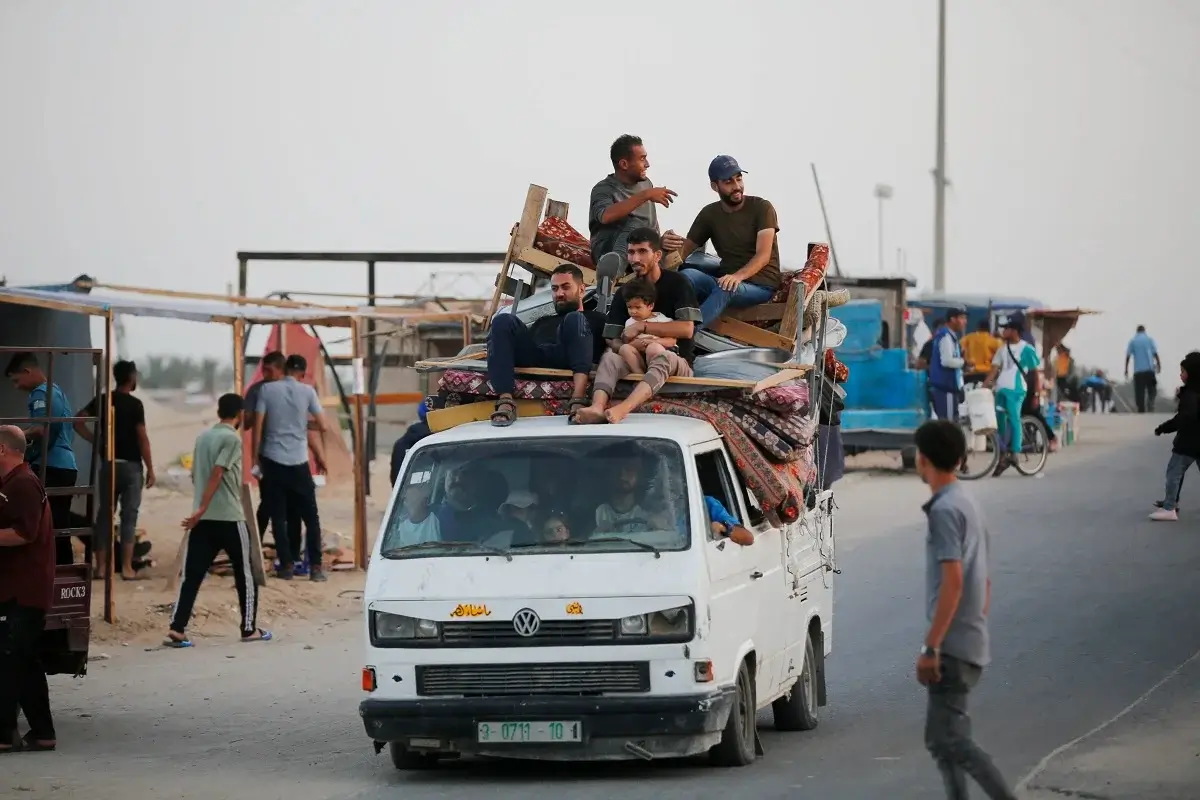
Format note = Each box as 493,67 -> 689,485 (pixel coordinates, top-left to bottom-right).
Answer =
1,0 -> 1196,381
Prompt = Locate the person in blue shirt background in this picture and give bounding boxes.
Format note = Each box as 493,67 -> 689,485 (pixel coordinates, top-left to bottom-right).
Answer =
1125,325 -> 1162,413
5,352 -> 79,565
928,307 -> 968,421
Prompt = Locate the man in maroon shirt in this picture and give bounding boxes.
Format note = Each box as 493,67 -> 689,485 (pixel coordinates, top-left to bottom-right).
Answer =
0,424 -> 57,753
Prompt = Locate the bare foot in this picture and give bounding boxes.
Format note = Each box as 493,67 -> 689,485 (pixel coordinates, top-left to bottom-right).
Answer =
574,405 -> 609,425
605,401 -> 636,424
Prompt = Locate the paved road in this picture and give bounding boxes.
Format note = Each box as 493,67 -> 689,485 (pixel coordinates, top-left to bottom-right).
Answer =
6,415 -> 1198,800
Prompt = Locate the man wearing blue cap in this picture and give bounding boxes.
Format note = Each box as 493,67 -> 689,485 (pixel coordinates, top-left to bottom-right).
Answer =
675,155 -> 781,326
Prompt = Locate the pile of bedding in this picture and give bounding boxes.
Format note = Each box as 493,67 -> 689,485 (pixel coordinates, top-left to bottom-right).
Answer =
431,371 -> 817,522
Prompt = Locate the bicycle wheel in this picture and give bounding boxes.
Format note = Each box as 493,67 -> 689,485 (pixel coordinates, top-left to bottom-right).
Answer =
957,421 -> 1000,480
1013,415 -> 1049,476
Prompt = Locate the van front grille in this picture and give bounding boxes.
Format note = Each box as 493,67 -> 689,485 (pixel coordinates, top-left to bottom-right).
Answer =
415,662 -> 650,697
441,618 -> 616,647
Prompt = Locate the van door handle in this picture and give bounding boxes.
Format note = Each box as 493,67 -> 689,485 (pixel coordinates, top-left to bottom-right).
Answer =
750,571 -> 764,579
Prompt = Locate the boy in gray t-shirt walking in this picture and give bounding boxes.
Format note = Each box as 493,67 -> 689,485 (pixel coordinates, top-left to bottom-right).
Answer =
913,420 -> 1016,800
166,394 -> 271,648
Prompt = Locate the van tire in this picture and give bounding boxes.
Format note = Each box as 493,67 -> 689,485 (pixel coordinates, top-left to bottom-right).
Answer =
710,661 -> 756,767
773,633 -> 820,731
389,742 -> 440,770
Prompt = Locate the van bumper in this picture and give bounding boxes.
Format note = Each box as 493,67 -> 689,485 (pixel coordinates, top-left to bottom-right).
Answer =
360,690 -> 736,759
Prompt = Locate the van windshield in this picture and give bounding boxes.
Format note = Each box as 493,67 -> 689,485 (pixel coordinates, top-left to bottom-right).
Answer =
381,437 -> 691,558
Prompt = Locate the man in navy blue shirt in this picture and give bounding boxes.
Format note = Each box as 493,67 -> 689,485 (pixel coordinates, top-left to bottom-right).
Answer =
928,308 -> 967,421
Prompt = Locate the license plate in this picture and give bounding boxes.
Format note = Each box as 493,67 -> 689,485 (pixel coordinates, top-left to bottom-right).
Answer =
477,720 -> 582,743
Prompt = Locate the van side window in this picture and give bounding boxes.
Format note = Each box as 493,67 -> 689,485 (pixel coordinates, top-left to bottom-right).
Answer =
731,465 -> 766,527
694,449 -> 741,541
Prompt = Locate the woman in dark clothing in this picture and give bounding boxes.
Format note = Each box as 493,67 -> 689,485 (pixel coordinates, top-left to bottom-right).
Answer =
1150,353 -> 1200,519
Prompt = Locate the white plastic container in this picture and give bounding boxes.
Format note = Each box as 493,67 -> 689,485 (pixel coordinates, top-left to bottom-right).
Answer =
964,387 -> 998,434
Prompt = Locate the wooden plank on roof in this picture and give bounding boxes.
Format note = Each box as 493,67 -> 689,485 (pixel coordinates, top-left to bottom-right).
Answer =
544,198 -> 570,220
427,400 -> 547,432
778,282 -> 804,342
727,303 -> 787,323
486,184 -> 549,325
751,368 -> 806,395
516,185 -> 549,252
709,316 -> 796,351
515,247 -> 597,285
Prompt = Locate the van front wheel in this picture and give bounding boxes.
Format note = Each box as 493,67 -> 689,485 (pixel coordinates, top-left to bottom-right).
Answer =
710,661 -> 756,767
389,742 -> 440,770
772,633 -> 820,731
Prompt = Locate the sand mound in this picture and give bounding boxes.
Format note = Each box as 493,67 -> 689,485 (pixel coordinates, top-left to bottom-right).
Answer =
140,394 -> 213,466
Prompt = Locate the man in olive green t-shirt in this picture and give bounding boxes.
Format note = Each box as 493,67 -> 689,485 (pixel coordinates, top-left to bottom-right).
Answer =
165,393 -> 271,647
677,155 -> 782,327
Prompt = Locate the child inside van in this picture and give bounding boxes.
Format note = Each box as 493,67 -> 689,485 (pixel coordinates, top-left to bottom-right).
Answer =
389,482 -> 441,545
540,511 -> 571,544
618,278 -> 678,374
1150,351 -> 1200,521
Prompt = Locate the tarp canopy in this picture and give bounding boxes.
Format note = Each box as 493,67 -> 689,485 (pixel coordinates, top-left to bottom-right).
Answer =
1026,308 -> 1103,369
0,285 -> 398,327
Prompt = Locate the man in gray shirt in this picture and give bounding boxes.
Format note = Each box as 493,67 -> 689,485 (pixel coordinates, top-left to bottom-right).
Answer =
914,420 -> 1016,800
588,134 -> 684,264
251,354 -> 329,581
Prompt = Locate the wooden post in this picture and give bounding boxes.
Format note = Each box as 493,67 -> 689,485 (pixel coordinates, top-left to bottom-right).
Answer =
232,319 -> 246,394
350,318 -> 369,569
103,312 -> 116,624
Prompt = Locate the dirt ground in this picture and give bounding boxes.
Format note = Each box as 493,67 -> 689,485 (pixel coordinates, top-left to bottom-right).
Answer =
88,462 -> 394,646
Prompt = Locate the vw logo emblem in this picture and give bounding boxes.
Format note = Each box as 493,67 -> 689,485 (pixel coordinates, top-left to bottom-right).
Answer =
512,608 -> 541,637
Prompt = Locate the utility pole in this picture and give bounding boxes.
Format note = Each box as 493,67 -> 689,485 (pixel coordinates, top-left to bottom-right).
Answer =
810,163 -> 843,277
874,183 -> 893,273
932,0 -> 948,292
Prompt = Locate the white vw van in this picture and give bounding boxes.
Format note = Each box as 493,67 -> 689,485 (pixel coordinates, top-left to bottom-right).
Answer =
359,414 -> 836,769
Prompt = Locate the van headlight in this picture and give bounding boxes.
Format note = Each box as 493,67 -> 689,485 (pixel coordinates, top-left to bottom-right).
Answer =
617,604 -> 693,642
372,611 -> 440,643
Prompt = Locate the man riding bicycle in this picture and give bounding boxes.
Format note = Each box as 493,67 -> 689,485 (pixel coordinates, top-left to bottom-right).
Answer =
928,306 -> 968,421
985,317 -> 1042,476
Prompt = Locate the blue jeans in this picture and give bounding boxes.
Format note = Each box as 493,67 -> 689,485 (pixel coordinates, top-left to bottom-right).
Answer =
97,460 -> 144,547
680,267 -> 776,327
1163,453 -> 1198,512
486,312 -> 594,395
